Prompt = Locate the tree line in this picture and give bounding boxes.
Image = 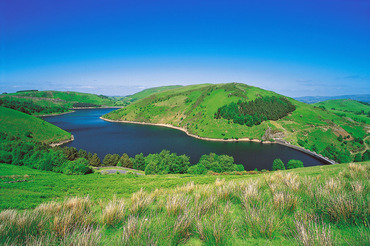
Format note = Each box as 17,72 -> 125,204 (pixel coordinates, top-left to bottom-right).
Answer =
0,132 -> 92,175
0,98 -> 68,115
214,96 -> 296,126
86,150 -> 245,175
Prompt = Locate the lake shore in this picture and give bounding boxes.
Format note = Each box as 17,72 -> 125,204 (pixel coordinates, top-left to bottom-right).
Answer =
36,111 -> 75,117
100,117 -> 274,143
100,117 -> 336,164
49,135 -> 74,147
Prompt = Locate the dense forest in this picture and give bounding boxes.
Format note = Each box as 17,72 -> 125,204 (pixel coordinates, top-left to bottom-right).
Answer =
215,96 -> 296,126
0,98 -> 69,115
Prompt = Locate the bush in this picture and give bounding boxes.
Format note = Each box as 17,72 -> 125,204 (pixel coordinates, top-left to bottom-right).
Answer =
272,159 -> 285,171
0,151 -> 12,164
286,159 -> 304,169
63,158 -> 92,175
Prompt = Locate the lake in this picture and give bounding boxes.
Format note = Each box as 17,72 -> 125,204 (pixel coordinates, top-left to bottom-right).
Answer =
43,108 -> 327,170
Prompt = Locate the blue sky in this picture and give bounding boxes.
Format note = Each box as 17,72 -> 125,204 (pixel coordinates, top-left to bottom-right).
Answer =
1,0 -> 369,96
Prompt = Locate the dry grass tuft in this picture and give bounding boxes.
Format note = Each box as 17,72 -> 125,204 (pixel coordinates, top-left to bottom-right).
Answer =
166,194 -> 190,216
273,192 -> 298,212
282,172 -> 300,191
102,196 -> 125,226
324,178 -> 343,192
214,178 -> 225,187
130,188 -> 154,214
292,215 -> 335,246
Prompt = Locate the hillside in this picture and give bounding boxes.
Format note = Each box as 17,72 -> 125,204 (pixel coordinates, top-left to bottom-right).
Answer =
0,106 -> 71,144
1,162 -> 369,245
104,83 -> 369,162
314,99 -> 370,124
295,94 -> 370,104
5,90 -> 115,106
112,85 -> 183,106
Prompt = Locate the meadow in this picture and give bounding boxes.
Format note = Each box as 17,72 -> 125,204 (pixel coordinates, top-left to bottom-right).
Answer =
1,162 -> 369,245
314,99 -> 370,124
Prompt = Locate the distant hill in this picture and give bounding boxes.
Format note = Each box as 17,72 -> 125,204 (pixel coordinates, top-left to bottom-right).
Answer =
112,85 -> 183,106
0,90 -> 118,115
295,94 -> 370,104
104,83 -> 368,163
5,90 -> 115,106
314,99 -> 370,124
0,106 -> 71,144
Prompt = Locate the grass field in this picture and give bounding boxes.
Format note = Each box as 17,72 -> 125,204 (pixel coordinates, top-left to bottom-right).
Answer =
314,99 -> 370,124
1,162 -> 368,245
104,83 -> 369,156
0,107 -> 71,144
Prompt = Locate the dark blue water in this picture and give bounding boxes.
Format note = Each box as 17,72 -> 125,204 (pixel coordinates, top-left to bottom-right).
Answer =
43,108 -> 326,170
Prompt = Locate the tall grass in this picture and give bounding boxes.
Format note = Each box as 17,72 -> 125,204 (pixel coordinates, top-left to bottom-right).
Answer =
1,163 -> 369,245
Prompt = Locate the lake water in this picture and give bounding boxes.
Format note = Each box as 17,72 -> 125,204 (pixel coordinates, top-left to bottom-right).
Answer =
43,108 -> 327,170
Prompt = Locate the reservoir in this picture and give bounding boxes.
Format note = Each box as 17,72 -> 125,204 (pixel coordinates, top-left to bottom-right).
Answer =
44,108 -> 327,170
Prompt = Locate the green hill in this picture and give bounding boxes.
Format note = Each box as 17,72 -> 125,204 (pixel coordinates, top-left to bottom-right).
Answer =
6,90 -> 114,106
314,99 -> 370,124
104,83 -> 369,162
0,90 -> 119,115
0,106 -> 71,144
113,85 -> 183,106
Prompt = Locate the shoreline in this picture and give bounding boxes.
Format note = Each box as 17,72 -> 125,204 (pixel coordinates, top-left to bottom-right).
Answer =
100,117 -> 274,143
100,117 -> 336,164
50,135 -> 74,147
36,111 -> 75,117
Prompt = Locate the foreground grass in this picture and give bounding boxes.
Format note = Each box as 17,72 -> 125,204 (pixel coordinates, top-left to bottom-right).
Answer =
0,162 -> 369,245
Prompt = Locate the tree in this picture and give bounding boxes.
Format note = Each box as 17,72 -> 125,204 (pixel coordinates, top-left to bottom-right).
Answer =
111,154 -> 120,166
188,163 -> 207,175
63,158 -> 92,175
286,159 -> 304,169
362,150 -> 370,161
218,155 -> 234,172
63,147 -> 78,161
133,153 -> 146,170
103,154 -> 112,166
354,153 -> 362,162
118,153 -> 133,168
89,153 -> 101,167
78,149 -> 88,159
272,158 -> 285,171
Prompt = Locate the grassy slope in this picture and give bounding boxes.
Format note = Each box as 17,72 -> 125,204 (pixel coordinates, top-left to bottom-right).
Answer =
0,162 -> 363,210
0,106 -> 71,144
314,99 -> 370,124
5,90 -> 115,107
104,83 -> 367,153
1,162 -> 368,245
116,85 -> 183,105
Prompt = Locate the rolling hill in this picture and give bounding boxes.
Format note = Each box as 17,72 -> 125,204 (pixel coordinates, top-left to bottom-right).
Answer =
295,94 -> 370,104
112,85 -> 183,106
314,99 -> 370,124
5,90 -> 115,106
0,90 -> 119,115
0,106 -> 71,144
104,83 -> 368,162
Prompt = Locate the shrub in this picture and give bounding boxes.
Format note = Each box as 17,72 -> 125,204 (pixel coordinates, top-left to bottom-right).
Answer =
286,159 -> 304,169
272,159 -> 285,171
